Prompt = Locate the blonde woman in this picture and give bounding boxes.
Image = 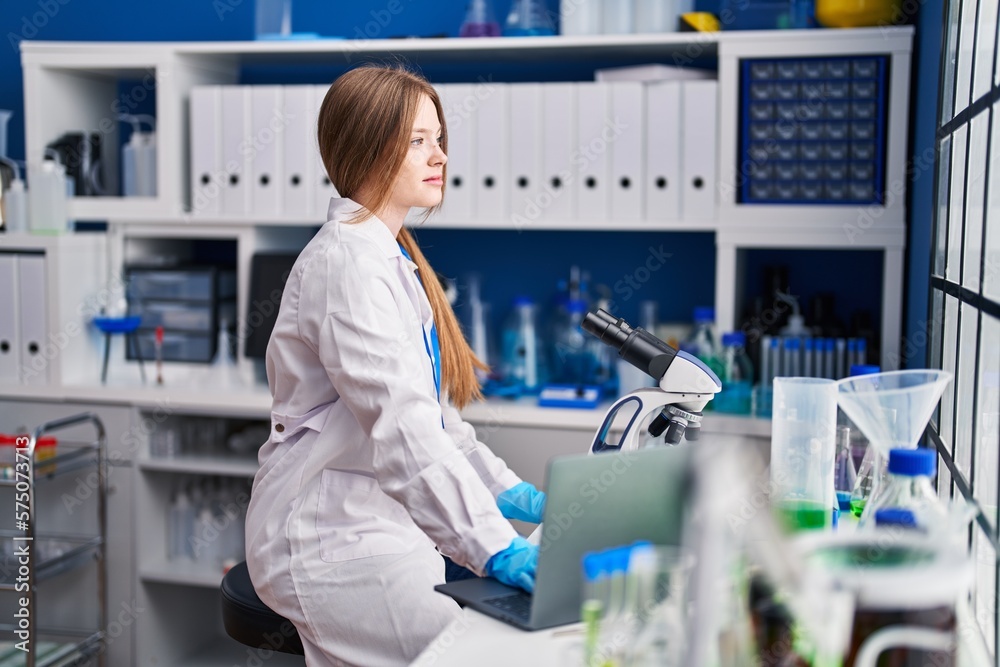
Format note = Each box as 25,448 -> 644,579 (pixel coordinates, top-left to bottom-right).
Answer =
245,65 -> 544,666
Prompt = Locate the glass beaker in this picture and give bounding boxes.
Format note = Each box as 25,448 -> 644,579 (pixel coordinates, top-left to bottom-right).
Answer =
504,0 -> 556,36
460,0 -> 501,37
770,377 -> 838,532
255,0 -> 291,39
799,533 -> 971,667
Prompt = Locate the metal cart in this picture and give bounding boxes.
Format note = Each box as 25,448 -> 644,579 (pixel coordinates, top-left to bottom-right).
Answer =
0,413 -> 107,666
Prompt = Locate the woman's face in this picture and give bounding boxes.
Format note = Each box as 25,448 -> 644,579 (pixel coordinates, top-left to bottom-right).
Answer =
388,94 -> 447,212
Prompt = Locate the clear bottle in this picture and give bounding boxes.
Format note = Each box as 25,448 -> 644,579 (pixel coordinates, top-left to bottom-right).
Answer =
549,298 -> 596,385
715,332 -> 753,415
863,448 -> 948,532
459,0 -> 501,37
683,307 -> 724,397
168,487 -> 195,561
500,297 -> 543,396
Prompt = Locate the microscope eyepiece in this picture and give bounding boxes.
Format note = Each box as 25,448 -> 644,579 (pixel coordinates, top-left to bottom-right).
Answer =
583,309 -> 678,382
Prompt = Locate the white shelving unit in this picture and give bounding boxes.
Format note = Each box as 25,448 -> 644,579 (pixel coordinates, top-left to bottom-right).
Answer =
13,28 -> 913,667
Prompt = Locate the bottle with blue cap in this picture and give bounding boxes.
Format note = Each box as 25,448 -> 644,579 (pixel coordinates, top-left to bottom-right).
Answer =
864,447 -> 947,531
715,332 -> 754,415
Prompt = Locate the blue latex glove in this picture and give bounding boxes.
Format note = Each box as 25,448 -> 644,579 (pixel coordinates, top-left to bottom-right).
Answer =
496,481 -> 547,524
485,536 -> 539,593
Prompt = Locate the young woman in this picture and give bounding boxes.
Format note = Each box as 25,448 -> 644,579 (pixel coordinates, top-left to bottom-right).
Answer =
244,65 -> 545,666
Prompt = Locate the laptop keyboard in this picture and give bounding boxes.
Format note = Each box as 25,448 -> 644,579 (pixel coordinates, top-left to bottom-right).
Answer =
483,592 -> 532,620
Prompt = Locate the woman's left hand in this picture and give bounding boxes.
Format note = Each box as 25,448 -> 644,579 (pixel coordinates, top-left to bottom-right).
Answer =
496,481 -> 546,524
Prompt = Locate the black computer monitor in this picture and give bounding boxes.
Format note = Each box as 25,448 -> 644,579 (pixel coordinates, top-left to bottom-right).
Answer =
245,253 -> 298,359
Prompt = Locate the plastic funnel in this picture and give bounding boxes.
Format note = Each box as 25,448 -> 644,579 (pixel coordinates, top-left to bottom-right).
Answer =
836,370 -> 953,457
0,110 -> 11,158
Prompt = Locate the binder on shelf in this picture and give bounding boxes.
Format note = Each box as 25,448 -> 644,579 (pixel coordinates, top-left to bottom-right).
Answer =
438,84 -> 475,224
220,86 -> 251,217
508,83 -> 543,228
281,85 -> 314,220
0,255 -> 20,384
645,81 -> 682,221
609,81 -> 645,221
312,85 -> 337,219
680,80 -> 718,221
17,254 -> 47,386
541,83 -> 577,222
189,86 -> 222,217
473,83 -> 509,221
250,85 -> 283,217
575,83 -> 611,221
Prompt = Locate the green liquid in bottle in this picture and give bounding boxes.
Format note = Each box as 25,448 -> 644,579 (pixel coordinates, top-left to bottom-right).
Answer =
850,498 -> 866,518
776,500 -> 830,533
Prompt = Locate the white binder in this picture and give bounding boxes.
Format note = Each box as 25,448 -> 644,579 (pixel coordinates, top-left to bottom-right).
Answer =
541,83 -> 577,222
609,81 -> 645,221
575,83 -> 611,221
17,253 -> 47,386
281,85 -> 314,220
507,83 -> 543,228
0,254 -> 20,384
473,83 -> 509,221
645,81 -> 682,221
189,86 -> 222,217
220,86 -> 251,216
680,80 -> 718,221
250,85 -> 283,217
438,84 -> 475,224
313,84 -> 337,219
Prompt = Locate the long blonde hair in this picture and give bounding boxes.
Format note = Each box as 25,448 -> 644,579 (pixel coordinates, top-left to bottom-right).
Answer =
317,65 -> 487,409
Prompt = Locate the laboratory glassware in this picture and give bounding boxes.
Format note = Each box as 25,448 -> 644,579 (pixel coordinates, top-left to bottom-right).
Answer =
500,297 -> 543,395
837,370 -> 952,527
799,533 -> 970,667
460,0 -> 502,37
503,0 -> 555,35
770,377 -> 838,532
862,448 -> 948,533
255,0 -> 291,39
121,114 -> 157,197
0,109 -> 10,159
715,332 -> 753,415
0,156 -> 27,233
833,425 -> 856,512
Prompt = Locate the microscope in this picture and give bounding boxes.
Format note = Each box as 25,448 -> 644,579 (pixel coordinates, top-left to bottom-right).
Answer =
582,309 -> 722,453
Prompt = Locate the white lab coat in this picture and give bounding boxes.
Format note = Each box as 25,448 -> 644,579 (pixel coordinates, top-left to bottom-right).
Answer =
245,198 -> 521,667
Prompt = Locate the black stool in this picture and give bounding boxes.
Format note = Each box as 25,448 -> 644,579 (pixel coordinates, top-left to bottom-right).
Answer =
221,561 -> 306,656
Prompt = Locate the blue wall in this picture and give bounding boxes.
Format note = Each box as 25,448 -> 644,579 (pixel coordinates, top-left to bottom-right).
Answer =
0,1 -> 942,361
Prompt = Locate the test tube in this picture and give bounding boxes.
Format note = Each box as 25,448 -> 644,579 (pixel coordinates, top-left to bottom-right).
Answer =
784,337 -> 801,377
856,338 -> 867,367
823,339 -> 835,379
835,338 -> 847,380
771,337 -> 782,378
760,335 -> 772,388
803,338 -> 814,377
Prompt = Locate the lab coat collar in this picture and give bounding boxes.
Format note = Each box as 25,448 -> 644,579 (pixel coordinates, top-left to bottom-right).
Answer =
326,197 -> 404,262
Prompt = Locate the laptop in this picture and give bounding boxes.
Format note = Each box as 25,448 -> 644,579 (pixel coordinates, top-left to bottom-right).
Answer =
435,445 -> 692,630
